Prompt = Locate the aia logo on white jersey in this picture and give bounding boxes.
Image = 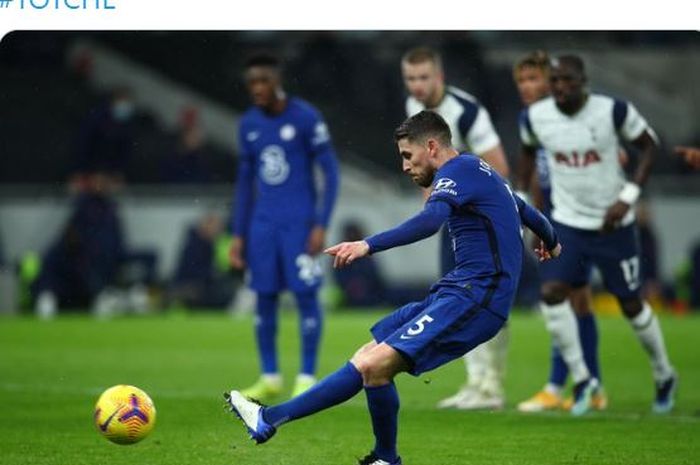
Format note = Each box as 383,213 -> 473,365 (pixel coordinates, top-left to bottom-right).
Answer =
554,150 -> 601,167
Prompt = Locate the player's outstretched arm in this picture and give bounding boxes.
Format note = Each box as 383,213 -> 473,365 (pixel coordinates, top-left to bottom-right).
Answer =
325,200 -> 451,268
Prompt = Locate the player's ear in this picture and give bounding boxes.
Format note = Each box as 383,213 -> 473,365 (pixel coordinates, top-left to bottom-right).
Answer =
426,138 -> 439,156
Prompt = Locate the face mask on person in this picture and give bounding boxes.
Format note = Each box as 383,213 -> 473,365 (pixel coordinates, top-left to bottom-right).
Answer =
112,100 -> 134,122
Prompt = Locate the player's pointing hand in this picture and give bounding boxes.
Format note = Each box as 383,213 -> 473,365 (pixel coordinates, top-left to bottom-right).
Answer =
324,240 -> 370,268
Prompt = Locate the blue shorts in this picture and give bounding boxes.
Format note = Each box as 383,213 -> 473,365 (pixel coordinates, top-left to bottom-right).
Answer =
540,221 -> 642,300
370,288 -> 505,376
246,220 -> 322,293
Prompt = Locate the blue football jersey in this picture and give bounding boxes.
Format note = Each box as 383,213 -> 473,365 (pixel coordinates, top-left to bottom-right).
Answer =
237,97 -> 333,225
427,154 -> 523,316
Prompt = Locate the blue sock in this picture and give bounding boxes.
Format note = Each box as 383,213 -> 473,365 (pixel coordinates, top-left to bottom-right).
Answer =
549,346 -> 568,388
294,291 -> 323,376
256,293 -> 279,374
365,382 -> 400,463
577,314 -> 601,382
263,362 -> 363,427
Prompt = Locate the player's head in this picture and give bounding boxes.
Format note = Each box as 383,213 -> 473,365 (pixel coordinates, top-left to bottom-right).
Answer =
394,110 -> 453,188
401,47 -> 445,106
550,54 -> 587,113
513,50 -> 551,106
244,53 -> 284,110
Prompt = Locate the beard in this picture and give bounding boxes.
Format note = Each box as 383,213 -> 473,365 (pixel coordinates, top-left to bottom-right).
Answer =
412,170 -> 435,188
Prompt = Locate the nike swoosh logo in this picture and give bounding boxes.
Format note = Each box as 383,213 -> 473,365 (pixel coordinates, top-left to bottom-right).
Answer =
99,408 -> 121,432
399,334 -> 414,340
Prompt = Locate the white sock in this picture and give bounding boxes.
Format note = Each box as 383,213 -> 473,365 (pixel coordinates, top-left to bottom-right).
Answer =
540,301 -> 590,384
544,383 -> 562,396
296,373 -> 316,384
262,373 -> 283,386
630,302 -> 674,382
465,343 -> 488,388
480,327 -> 509,397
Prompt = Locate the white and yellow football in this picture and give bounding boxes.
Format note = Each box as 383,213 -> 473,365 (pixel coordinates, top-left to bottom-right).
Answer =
94,385 -> 156,445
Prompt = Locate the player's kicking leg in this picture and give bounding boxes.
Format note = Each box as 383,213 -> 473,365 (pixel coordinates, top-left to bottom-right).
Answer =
225,340 -> 404,465
226,358 -> 365,444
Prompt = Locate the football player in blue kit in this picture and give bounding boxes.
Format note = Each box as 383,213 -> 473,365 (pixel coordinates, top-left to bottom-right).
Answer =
225,111 -> 578,465
229,54 -> 340,401
401,46 -> 511,410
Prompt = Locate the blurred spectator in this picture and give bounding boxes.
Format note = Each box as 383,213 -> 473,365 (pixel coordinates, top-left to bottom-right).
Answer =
333,221 -> 386,307
167,212 -> 235,309
674,145 -> 700,170
32,177 -> 125,317
159,107 -> 213,184
32,175 -> 157,318
70,87 -> 136,189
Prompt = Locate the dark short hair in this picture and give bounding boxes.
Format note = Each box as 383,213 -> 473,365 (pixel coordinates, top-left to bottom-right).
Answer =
245,53 -> 281,71
401,46 -> 443,70
553,54 -> 586,76
394,110 -> 452,147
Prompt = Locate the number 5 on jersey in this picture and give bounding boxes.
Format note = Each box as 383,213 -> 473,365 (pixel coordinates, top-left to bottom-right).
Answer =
400,315 -> 434,340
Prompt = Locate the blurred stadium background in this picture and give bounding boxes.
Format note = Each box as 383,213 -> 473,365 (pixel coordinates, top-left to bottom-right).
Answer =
0,31 -> 698,315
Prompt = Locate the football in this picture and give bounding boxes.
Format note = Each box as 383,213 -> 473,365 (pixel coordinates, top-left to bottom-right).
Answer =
94,385 -> 156,445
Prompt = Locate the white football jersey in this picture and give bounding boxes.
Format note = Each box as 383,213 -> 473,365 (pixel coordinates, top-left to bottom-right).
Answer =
520,94 -> 656,230
406,86 -> 501,155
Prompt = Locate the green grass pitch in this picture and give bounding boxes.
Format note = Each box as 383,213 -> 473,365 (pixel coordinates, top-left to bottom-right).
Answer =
1,310 -> 698,465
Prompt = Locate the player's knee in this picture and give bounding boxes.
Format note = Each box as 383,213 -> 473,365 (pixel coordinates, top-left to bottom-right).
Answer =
351,357 -> 381,385
541,282 -> 569,305
351,341 -> 377,361
618,298 -> 643,319
352,353 -> 394,387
